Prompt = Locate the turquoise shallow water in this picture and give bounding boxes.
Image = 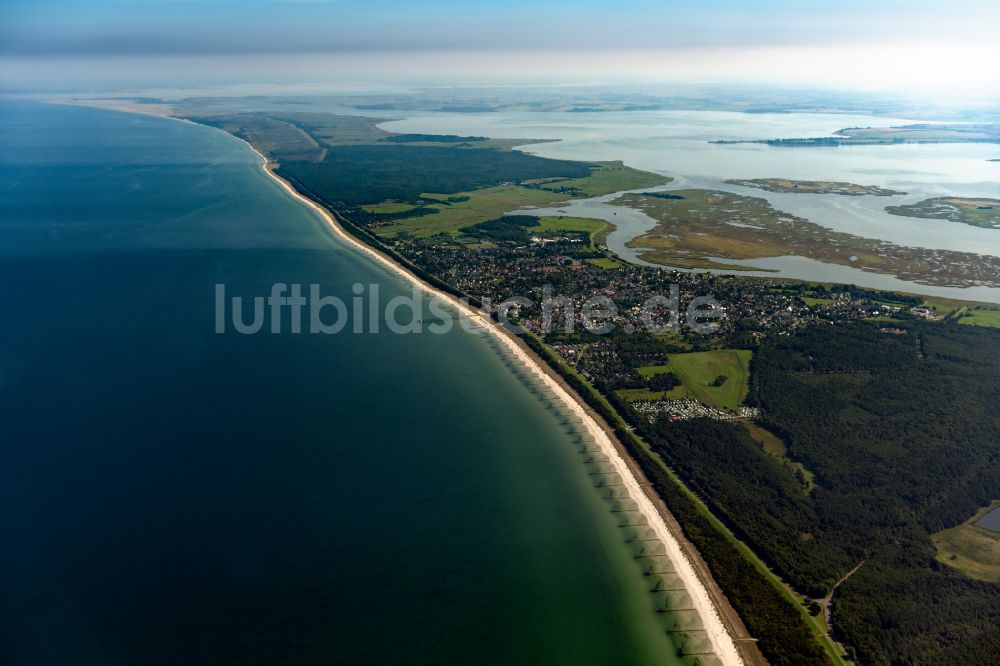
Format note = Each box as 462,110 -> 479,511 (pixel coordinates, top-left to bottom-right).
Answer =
0,103 -> 696,665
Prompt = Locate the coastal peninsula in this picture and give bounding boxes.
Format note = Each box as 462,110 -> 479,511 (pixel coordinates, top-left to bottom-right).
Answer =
618,189 -> 1000,286
724,178 -> 905,196
886,197 -> 1000,229
712,122 -> 1000,147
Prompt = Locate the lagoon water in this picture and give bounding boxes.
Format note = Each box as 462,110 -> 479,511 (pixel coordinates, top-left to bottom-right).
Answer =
383,110 -> 1000,301
0,103 -> 698,665
977,507 -> 1000,533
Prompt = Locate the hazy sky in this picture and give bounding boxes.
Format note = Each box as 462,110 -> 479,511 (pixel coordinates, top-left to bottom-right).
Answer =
2,0 -> 998,95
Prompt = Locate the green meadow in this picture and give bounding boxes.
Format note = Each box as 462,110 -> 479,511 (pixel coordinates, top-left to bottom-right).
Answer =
636,349 -> 752,410
957,309 -> 1000,328
932,502 -> 1000,583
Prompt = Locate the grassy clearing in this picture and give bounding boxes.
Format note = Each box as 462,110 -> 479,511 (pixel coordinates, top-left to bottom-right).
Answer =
637,364 -> 671,378
742,422 -> 816,494
531,161 -> 670,197
637,350 -> 752,410
932,502 -> 1000,582
801,296 -> 836,307
272,113 -> 393,146
361,201 -> 418,215
587,257 -> 626,269
615,388 -> 676,402
921,297 -> 965,316
524,334 -> 847,665
531,216 -> 612,250
373,185 -> 565,238
957,309 -> 1000,328
373,191 -> 615,244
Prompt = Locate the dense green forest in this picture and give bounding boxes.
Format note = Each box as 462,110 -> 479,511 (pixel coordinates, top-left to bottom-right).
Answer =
633,322 -> 1000,664
523,336 -> 834,666
635,434 -> 835,665
383,133 -> 487,143
278,145 -> 591,205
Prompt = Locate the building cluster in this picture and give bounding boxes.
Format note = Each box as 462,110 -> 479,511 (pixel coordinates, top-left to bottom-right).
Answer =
396,236 -> 903,340
380,230 -> 915,423
633,400 -> 760,423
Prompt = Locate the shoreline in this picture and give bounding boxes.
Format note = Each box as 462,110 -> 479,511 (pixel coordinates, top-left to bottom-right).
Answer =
239,140 -> 746,665
69,100 -> 747,664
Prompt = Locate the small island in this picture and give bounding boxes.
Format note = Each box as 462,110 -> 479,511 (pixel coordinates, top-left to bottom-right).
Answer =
886,197 -> 1000,229
713,123 -> 1000,147
725,178 -> 905,196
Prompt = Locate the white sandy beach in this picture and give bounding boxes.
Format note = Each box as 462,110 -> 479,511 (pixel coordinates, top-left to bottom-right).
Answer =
239,140 -> 745,665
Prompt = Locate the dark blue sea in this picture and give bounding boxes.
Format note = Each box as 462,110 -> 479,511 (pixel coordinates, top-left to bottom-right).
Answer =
0,102 -> 689,665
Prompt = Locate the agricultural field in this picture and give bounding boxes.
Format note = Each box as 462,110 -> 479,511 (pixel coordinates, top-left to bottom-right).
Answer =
932,503 -> 1000,583
886,197 -> 1000,229
637,349 -> 752,410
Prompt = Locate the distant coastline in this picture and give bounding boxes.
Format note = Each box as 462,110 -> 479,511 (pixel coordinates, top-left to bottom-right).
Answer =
241,133 -> 747,666
712,122 -> 1000,147
89,100 -> 747,665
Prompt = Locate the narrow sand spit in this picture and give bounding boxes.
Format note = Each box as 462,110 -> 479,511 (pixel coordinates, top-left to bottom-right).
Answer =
237,141 -> 744,666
